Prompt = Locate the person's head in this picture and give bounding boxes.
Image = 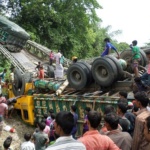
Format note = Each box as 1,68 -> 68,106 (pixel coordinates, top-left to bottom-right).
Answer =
3,136 -> 12,149
49,109 -> 54,115
85,107 -> 91,115
38,62 -> 41,65
87,111 -> 101,129
54,111 -> 74,136
38,121 -> 46,131
10,67 -> 15,72
134,91 -> 149,108
104,38 -> 110,43
132,40 -> 138,46
144,116 -> 150,142
117,102 -> 128,115
43,114 -> 48,119
72,56 -> 78,63
51,113 -> 56,120
104,105 -> 115,115
119,91 -> 127,99
24,133 -> 31,141
104,113 -> 119,131
70,105 -> 77,113
119,118 -> 130,132
41,118 -> 46,124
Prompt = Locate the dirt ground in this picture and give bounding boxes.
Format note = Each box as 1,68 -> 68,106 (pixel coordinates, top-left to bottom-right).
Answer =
0,114 -> 35,150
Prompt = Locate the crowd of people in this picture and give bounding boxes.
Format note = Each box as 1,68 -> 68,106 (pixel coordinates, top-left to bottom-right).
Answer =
0,39 -> 150,150
0,91 -> 150,150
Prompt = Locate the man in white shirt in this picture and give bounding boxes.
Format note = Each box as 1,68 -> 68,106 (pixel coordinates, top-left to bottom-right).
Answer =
54,50 -> 62,65
21,133 -> 35,150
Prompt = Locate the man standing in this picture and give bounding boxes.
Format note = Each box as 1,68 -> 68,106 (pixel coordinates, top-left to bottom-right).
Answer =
33,122 -> 49,150
78,111 -> 119,150
101,38 -> 120,58
104,113 -> 132,150
54,50 -> 62,65
35,62 -> 41,71
49,51 -> 54,65
132,91 -> 150,150
38,65 -> 44,80
130,40 -> 140,77
46,111 -> 86,150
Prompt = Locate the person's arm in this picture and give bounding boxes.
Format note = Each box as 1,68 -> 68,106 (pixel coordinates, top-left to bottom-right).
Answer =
111,44 -> 120,58
115,50 -> 120,59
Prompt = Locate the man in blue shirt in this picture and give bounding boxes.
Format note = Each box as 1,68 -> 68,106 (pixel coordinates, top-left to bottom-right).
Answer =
101,38 -> 120,58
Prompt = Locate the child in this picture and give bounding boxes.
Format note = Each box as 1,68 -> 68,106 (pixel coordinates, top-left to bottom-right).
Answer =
21,133 -> 35,150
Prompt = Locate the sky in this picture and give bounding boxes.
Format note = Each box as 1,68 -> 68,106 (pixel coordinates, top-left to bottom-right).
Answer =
96,0 -> 150,46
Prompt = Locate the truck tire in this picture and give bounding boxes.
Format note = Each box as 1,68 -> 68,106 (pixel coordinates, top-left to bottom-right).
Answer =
13,68 -> 22,89
120,49 -> 147,72
140,50 -> 147,67
91,57 -> 118,87
67,63 -> 87,90
47,66 -> 54,78
12,72 -> 32,96
104,55 -> 124,79
120,50 -> 133,73
77,61 -> 93,84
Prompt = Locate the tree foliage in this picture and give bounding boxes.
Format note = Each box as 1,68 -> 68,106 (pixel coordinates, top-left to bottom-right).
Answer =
0,0 -> 129,59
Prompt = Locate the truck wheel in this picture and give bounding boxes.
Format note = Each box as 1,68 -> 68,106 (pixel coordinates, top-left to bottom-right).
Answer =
67,63 -> 87,90
14,68 -> 22,89
91,57 -> 118,87
140,50 -> 147,67
12,72 -> 32,96
120,50 -> 133,73
47,66 -> 54,78
77,61 -> 93,84
104,55 -> 124,79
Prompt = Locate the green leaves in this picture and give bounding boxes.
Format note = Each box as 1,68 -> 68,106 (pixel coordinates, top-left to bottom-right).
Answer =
0,0 -> 128,60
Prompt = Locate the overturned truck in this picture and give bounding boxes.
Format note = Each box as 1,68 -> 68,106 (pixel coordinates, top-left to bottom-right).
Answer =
10,48 -> 150,136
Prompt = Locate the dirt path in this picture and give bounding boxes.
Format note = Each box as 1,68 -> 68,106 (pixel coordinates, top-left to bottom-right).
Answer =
0,115 -> 35,150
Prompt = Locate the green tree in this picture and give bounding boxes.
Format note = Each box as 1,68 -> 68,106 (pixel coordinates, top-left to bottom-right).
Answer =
4,0 -> 103,58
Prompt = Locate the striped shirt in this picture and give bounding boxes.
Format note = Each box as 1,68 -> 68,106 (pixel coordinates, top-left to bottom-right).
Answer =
46,136 -> 86,150
132,110 -> 150,150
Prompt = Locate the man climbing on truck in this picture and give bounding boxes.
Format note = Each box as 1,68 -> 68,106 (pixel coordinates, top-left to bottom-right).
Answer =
101,38 -> 120,58
130,40 -> 141,77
